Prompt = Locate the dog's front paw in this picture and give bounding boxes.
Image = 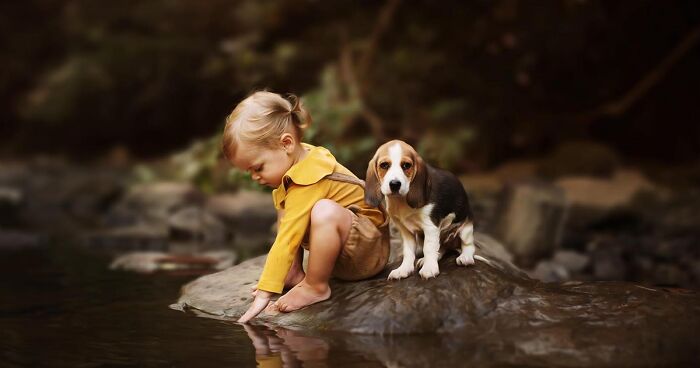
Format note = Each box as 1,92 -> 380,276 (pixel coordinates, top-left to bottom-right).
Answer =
456,253 -> 475,266
418,260 -> 440,279
388,265 -> 414,280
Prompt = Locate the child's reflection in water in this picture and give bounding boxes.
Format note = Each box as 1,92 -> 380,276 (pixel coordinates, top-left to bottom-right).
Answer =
242,324 -> 329,368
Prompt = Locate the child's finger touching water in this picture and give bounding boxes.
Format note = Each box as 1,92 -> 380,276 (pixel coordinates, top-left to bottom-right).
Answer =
238,290 -> 274,323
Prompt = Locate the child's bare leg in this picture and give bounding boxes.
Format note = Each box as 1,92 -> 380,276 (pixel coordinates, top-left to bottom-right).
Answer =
275,199 -> 352,312
284,246 -> 305,289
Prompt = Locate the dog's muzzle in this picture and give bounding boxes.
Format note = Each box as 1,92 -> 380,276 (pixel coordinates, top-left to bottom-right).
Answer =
389,180 -> 401,194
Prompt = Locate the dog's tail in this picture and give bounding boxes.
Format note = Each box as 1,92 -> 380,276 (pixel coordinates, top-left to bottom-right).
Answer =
473,254 -> 492,265
473,237 -> 492,265
473,233 -> 530,279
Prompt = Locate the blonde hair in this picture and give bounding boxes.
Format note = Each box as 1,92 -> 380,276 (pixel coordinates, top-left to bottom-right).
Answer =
222,91 -> 312,160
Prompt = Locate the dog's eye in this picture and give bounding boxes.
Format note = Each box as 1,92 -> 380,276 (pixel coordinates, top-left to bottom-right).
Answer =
401,162 -> 412,170
379,162 -> 390,170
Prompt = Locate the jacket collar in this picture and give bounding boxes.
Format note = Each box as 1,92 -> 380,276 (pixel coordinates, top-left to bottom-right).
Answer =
281,143 -> 336,188
272,144 -> 336,209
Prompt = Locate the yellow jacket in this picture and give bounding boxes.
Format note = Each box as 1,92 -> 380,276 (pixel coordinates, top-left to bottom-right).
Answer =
256,144 -> 385,293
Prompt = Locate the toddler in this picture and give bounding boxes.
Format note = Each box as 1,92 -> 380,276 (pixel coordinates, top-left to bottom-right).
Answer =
222,91 -> 389,323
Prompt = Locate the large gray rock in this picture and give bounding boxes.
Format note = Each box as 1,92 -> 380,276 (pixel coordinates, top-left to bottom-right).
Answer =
492,181 -> 568,265
554,169 -> 657,235
172,234 -> 521,332
168,206 -> 231,244
105,182 -> 203,227
555,169 -> 654,210
552,249 -> 590,273
529,250 -> 592,283
206,191 -> 277,233
171,234 -> 700,366
529,260 -> 570,283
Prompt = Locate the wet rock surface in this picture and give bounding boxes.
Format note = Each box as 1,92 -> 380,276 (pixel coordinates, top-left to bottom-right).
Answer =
173,236 -> 700,365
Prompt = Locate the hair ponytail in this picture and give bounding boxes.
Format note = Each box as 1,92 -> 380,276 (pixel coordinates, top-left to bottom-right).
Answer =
286,94 -> 312,131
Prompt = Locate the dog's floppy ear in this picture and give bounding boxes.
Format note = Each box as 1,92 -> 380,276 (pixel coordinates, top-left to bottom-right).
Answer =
364,153 -> 383,208
406,155 -> 430,208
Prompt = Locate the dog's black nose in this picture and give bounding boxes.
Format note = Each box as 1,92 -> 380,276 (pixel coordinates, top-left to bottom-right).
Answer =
389,180 -> 401,193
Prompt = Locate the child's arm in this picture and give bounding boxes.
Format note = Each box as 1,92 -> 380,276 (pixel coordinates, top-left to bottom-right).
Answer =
256,184 -> 325,293
237,184 -> 326,322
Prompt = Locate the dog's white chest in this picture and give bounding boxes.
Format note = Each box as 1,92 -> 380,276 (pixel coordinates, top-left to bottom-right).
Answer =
386,198 -> 430,233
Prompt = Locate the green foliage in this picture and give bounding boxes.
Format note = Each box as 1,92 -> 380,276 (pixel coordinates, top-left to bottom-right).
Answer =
168,136 -> 222,193
131,135 -> 268,193
302,66 -> 363,141
302,66 -> 377,173
225,170 -> 269,192
132,164 -> 158,184
417,126 -> 476,171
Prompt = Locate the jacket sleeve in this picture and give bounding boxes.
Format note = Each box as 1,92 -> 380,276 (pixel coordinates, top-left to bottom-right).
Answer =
256,183 -> 327,293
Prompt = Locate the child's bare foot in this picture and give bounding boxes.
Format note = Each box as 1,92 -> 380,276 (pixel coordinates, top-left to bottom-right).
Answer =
274,279 -> 330,313
251,272 -> 305,299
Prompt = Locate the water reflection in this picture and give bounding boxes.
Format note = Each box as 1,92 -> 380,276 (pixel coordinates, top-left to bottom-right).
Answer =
237,316 -> 700,368
242,324 -> 330,368
238,323 -> 497,368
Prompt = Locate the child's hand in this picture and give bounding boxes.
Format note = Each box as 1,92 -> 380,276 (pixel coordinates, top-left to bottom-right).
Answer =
238,290 -> 274,323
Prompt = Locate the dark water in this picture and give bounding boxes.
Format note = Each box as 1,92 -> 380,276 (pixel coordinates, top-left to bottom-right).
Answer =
0,243 -> 390,367
5,242 -> 700,367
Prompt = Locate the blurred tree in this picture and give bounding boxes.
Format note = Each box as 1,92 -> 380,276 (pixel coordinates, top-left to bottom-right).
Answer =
1,0 -> 698,169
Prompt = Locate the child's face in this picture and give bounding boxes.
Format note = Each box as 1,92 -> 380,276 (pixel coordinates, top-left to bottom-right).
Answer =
230,141 -> 293,188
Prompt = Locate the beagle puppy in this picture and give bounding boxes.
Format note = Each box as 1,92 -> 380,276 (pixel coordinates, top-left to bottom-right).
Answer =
365,140 -> 486,279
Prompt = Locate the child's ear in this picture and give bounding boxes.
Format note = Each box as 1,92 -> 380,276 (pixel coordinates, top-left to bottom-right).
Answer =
280,133 -> 295,153
364,155 -> 383,208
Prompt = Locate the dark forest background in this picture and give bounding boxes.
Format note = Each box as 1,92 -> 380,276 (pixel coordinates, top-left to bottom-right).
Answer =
2,0 -> 699,178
